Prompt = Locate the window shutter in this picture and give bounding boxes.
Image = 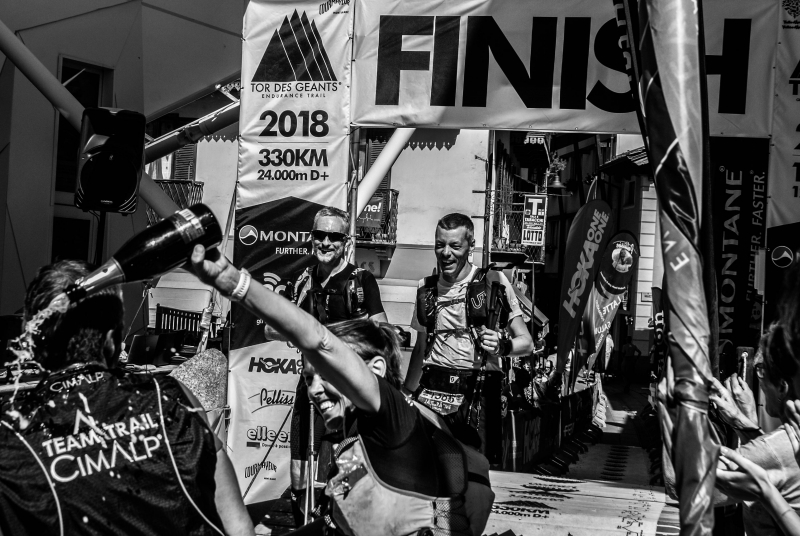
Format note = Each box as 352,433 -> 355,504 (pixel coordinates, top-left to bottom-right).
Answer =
366,130 -> 392,190
172,144 -> 197,181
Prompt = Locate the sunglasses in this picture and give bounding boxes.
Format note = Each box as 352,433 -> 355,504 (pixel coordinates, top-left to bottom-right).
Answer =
311,230 -> 349,243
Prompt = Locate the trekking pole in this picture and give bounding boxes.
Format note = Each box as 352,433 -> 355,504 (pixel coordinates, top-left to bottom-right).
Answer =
467,281 -> 504,426
303,401 -> 315,525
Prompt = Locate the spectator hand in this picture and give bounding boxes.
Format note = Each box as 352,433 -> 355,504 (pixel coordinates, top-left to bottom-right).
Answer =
716,446 -> 773,502
710,377 -> 757,430
726,373 -> 758,424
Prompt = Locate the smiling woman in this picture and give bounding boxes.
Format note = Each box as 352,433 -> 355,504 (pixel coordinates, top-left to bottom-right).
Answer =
188,245 -> 490,536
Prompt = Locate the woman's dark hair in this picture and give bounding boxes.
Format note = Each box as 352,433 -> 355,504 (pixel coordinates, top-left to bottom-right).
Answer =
761,257 -> 800,390
23,260 -> 124,371
327,319 -> 403,389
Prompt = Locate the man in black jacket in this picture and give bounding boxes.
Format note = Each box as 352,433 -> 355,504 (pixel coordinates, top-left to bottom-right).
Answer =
0,260 -> 253,536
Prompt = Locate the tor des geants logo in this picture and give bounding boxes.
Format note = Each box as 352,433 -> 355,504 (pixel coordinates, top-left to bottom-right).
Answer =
251,10 -> 337,83
772,245 -> 794,269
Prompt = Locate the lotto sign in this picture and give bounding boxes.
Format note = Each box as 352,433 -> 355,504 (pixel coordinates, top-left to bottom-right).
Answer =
522,195 -> 547,246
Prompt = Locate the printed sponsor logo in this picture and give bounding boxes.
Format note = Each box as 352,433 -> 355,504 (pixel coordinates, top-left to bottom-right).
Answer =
772,245 -> 794,268
248,356 -> 302,375
48,372 -> 105,393
251,11 -> 337,84
470,290 -> 487,310
784,0 -> 800,19
249,389 -> 296,413
562,210 -> 609,318
239,225 -> 259,246
245,425 -> 290,448
244,460 -> 277,478
319,0 -> 349,15
41,405 -> 161,484
238,228 -> 312,247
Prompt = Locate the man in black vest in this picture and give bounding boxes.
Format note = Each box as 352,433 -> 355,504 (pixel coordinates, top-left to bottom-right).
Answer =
0,260 -> 253,536
404,213 -> 533,465
263,206 -> 386,520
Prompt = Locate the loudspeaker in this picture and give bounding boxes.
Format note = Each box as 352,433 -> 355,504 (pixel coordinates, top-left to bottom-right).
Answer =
75,107 -> 146,214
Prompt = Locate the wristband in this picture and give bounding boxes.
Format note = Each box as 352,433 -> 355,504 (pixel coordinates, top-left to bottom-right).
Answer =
229,268 -> 252,302
500,338 -> 513,357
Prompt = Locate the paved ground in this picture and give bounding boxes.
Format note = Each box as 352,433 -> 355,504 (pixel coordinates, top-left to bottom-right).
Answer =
484,378 -> 679,536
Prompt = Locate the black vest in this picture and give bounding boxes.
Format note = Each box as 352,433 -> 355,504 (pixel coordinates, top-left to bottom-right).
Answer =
290,264 -> 369,324
0,368 -> 222,535
415,267 -> 511,338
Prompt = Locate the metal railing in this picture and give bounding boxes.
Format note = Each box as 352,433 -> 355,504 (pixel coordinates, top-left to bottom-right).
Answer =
489,188 -> 545,264
355,188 -> 399,245
145,180 -> 204,226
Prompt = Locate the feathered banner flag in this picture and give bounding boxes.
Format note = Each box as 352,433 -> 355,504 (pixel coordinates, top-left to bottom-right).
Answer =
627,0 -> 720,533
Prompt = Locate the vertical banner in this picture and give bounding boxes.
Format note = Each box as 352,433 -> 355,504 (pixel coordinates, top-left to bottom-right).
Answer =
637,0 -> 719,531
231,0 -> 352,504
583,232 -> 639,372
767,5 -> 800,326
521,194 -> 547,247
709,137 -> 768,373
556,199 -> 612,378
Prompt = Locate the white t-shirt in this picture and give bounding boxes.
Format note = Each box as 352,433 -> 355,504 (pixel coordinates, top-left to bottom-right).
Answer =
410,266 -> 523,371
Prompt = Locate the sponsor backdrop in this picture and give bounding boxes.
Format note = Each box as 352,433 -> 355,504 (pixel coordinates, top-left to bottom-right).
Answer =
709,138 -> 768,360
351,0 -> 776,134
766,4 -> 800,326
557,199 -> 612,377
231,0 -> 352,504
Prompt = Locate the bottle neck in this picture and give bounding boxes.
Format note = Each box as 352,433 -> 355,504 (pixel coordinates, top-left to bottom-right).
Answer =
68,257 -> 125,302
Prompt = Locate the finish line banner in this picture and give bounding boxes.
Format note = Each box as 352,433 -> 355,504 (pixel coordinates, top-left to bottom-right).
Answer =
231,0 -> 352,504
351,0 -> 776,135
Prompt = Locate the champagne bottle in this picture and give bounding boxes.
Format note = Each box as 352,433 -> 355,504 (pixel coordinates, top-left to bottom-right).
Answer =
65,203 -> 222,302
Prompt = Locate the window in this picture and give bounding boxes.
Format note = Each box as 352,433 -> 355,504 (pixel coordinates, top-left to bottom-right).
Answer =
55,59 -> 112,194
365,129 -> 393,189
623,178 -> 637,208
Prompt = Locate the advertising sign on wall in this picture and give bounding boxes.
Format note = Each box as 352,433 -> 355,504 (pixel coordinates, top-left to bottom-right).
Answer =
231,0 -> 352,504
351,0 -> 776,135
521,194 -> 547,246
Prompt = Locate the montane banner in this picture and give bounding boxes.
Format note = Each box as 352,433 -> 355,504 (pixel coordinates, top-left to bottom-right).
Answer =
231,0 -> 351,504
556,199 -> 612,376
583,232 -> 639,372
709,137 -> 768,363
350,0 -> 776,135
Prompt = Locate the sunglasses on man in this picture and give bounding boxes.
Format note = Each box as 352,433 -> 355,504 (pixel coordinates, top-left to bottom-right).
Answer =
311,230 -> 349,243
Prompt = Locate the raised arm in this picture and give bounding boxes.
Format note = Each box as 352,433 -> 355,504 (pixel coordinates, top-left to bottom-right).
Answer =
189,245 -> 381,414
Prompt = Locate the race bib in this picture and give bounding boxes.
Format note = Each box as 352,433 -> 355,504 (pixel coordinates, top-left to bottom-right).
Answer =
418,389 -> 464,416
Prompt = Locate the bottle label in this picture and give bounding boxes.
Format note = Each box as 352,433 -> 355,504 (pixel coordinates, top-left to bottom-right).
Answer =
172,209 -> 204,243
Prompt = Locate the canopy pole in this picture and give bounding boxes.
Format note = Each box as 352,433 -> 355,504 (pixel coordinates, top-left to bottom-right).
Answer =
356,128 -> 415,215
0,17 -> 178,218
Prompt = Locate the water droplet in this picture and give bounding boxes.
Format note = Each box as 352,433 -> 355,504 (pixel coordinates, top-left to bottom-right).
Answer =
82,516 -> 88,523
109,471 -> 114,477
156,434 -> 162,440
138,435 -> 145,442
